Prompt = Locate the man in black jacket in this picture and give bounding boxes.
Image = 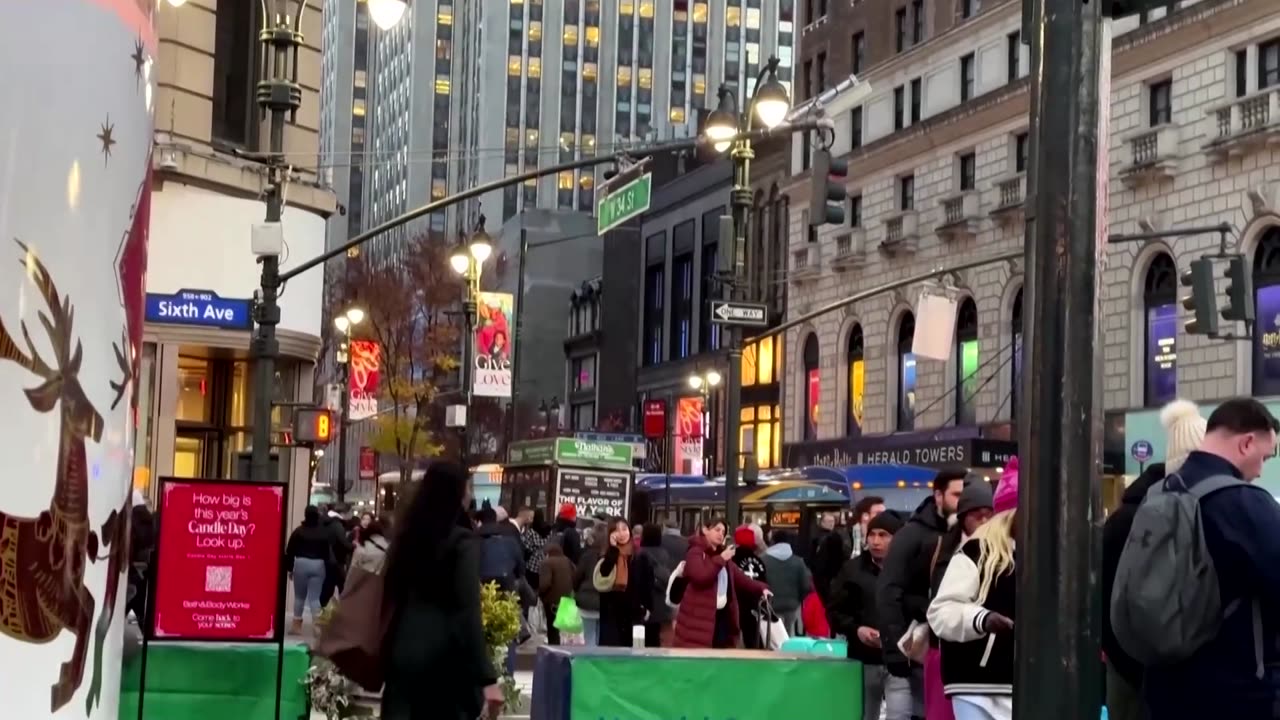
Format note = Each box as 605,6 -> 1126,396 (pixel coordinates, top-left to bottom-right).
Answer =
830,512 -> 909,720
876,466 -> 966,715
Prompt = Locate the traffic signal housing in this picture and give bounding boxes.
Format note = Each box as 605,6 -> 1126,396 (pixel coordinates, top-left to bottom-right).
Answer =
808,149 -> 848,227
1221,256 -> 1255,323
1181,257 -> 1219,336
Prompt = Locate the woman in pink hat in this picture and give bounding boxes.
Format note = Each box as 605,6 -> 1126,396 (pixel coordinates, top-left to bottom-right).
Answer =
926,458 -> 1020,720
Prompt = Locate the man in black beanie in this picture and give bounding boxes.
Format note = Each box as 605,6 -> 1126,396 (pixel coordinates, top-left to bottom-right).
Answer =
829,510 -> 911,720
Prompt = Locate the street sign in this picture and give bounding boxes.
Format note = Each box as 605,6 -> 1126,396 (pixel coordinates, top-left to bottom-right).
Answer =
1130,440 -> 1153,463
710,300 -> 769,327
597,173 -> 652,234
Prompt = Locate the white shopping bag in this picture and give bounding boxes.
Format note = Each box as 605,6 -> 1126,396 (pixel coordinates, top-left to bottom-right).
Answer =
632,624 -> 646,648
758,597 -> 790,650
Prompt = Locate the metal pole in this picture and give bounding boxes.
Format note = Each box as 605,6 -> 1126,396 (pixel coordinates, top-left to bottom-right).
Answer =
1012,0 -> 1106,716
506,228 -> 530,447
251,1 -> 297,485
724,135 -> 753,527
336,347 -> 350,504
461,277 -> 477,471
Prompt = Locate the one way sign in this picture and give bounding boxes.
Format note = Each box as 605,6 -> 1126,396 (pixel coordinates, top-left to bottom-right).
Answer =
710,300 -> 769,327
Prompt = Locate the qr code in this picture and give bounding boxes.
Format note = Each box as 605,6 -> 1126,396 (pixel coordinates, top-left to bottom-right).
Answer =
205,566 -> 232,593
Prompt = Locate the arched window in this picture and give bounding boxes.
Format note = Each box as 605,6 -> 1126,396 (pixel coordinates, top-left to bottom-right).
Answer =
1253,228 -> 1280,395
803,333 -> 820,440
955,299 -> 979,426
1011,289 -> 1023,420
897,313 -> 916,432
846,325 -> 865,436
1143,253 -> 1178,407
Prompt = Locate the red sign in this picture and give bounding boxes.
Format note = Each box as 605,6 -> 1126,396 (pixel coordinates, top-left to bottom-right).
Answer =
643,400 -> 666,439
358,447 -> 377,479
677,396 -> 704,441
348,340 -> 382,420
152,479 -> 286,641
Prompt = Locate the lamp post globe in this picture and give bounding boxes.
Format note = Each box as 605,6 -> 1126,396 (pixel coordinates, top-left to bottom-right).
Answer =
334,315 -> 350,334
688,375 -> 704,390
345,307 -> 365,326
469,231 -> 493,264
367,0 -> 408,30
165,0 -> 188,6
706,369 -> 723,387
753,77 -> 791,129
705,86 -> 738,153
450,245 -> 471,275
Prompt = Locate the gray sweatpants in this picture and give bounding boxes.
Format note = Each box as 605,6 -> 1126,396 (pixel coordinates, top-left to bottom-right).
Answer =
863,664 -> 914,720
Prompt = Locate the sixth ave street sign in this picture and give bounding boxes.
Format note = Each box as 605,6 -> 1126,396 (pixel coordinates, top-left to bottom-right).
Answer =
711,300 -> 769,327
596,173 -> 652,234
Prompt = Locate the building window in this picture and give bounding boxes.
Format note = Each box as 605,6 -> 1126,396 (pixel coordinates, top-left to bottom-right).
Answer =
741,336 -> 781,387
1259,38 -> 1280,89
700,208 -> 723,352
959,152 -> 976,191
852,32 -> 865,75
849,194 -> 862,227
955,298 -> 979,426
893,86 -> 905,130
571,354 -> 597,391
1015,132 -> 1029,173
851,106 -> 863,149
1011,288 -> 1023,421
1253,228 -> 1280,395
961,0 -> 976,19
894,8 -> 907,53
1235,48 -> 1248,98
910,78 -> 922,123
802,333 -> 820,440
174,355 -> 290,479
899,174 -> 915,210
802,58 -> 814,100
910,0 -> 924,44
960,53 -> 976,102
817,51 -> 828,92
897,314 -> 916,432
211,0 -> 260,148
673,251 -> 694,359
571,402 -> 597,430
846,325 -> 864,436
1007,31 -> 1021,82
740,404 -> 781,470
1149,79 -> 1172,126
643,260 -> 664,366
1144,253 -> 1177,407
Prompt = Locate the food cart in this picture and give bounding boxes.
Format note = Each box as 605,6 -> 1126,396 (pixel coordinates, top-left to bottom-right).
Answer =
501,438 -> 636,520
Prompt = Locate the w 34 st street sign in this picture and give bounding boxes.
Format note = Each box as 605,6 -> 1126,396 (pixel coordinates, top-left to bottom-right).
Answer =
710,300 -> 769,327
596,173 -> 652,234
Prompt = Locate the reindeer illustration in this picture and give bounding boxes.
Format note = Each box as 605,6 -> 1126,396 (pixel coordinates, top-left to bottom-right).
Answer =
0,239 -> 126,712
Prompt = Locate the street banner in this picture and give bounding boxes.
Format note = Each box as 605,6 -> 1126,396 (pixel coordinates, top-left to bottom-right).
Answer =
348,340 -> 381,420
674,396 -> 704,475
642,399 -> 666,439
474,291 -> 515,397
913,291 -> 957,361
358,447 -> 377,479
151,478 -> 286,641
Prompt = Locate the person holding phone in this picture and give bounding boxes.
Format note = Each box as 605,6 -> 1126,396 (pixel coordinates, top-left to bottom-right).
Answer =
594,518 -> 653,646
926,462 -> 1020,720
673,517 -> 771,649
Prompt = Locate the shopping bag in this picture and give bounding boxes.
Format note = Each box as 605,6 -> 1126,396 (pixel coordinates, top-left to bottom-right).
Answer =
665,560 -> 687,607
758,597 -> 790,650
315,565 -> 390,692
553,597 -> 584,634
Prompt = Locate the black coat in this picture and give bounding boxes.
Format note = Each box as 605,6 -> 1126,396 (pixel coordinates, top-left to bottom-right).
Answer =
828,553 -> 886,665
1101,462 -> 1165,689
552,518 -> 583,566
877,496 -> 949,666
382,527 -> 498,720
597,545 -> 652,647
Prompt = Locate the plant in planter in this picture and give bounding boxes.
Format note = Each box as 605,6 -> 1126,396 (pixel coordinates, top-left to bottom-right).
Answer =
304,602 -> 361,720
480,581 -> 523,712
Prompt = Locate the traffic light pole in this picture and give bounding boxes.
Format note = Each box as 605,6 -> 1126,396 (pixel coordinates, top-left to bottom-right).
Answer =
1014,0 -> 1106,716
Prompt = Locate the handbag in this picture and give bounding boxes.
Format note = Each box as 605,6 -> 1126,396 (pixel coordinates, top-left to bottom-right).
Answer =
758,597 -> 790,651
553,596 -> 584,634
665,560 -> 687,607
315,564 -> 390,692
592,559 -> 616,592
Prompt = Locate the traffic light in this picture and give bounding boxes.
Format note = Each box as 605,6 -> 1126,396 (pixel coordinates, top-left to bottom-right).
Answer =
294,407 -> 335,446
1221,256 -> 1255,323
808,149 -> 848,227
1181,257 -> 1219,336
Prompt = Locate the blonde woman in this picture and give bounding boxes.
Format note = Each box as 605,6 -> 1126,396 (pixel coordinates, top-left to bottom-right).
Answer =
926,458 -> 1020,720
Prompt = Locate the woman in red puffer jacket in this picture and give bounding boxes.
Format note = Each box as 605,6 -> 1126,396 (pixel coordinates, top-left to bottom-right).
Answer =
673,517 -> 770,649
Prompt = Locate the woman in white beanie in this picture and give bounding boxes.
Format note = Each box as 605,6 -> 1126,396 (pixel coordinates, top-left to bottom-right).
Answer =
1100,399 -> 1206,720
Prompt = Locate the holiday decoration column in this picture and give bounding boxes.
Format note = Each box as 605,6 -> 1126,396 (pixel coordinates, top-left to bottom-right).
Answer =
0,1 -> 153,718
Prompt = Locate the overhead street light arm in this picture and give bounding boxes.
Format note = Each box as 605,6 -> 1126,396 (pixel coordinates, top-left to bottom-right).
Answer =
279,120 -> 824,284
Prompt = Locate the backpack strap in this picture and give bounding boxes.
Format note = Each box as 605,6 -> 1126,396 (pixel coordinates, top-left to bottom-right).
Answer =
1185,473 -> 1246,499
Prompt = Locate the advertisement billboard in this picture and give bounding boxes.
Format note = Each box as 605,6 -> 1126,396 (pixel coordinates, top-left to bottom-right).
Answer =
151,479 -> 286,641
674,396 -> 704,475
474,291 -> 515,397
348,340 -> 381,420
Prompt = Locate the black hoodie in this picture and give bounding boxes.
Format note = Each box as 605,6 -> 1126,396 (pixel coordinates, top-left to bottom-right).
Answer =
877,495 -> 949,670
1101,461 -> 1165,689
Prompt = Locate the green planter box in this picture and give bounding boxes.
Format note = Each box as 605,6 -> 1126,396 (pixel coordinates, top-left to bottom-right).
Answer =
119,643 -> 311,720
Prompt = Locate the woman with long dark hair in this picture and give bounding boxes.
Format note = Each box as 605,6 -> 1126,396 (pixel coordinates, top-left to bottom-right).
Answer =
381,462 -> 503,720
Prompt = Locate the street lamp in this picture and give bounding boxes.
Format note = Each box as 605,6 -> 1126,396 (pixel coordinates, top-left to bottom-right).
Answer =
451,218 -> 490,470
367,0 -> 408,30
687,369 -> 722,480
333,306 -> 364,504
699,56 -> 790,525
539,397 -> 561,436
687,369 -> 722,392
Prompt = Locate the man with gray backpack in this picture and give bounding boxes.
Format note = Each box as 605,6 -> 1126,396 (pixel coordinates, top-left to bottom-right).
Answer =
1110,397 -> 1280,719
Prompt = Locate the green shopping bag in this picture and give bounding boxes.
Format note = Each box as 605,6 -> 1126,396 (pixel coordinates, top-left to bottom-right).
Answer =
553,597 -> 584,634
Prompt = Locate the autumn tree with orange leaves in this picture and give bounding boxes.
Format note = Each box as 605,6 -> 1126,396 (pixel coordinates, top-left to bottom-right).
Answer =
333,235 -> 463,482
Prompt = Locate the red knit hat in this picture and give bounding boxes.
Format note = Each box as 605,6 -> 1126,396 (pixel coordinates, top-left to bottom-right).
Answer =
733,525 -> 756,549
557,503 -> 577,521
